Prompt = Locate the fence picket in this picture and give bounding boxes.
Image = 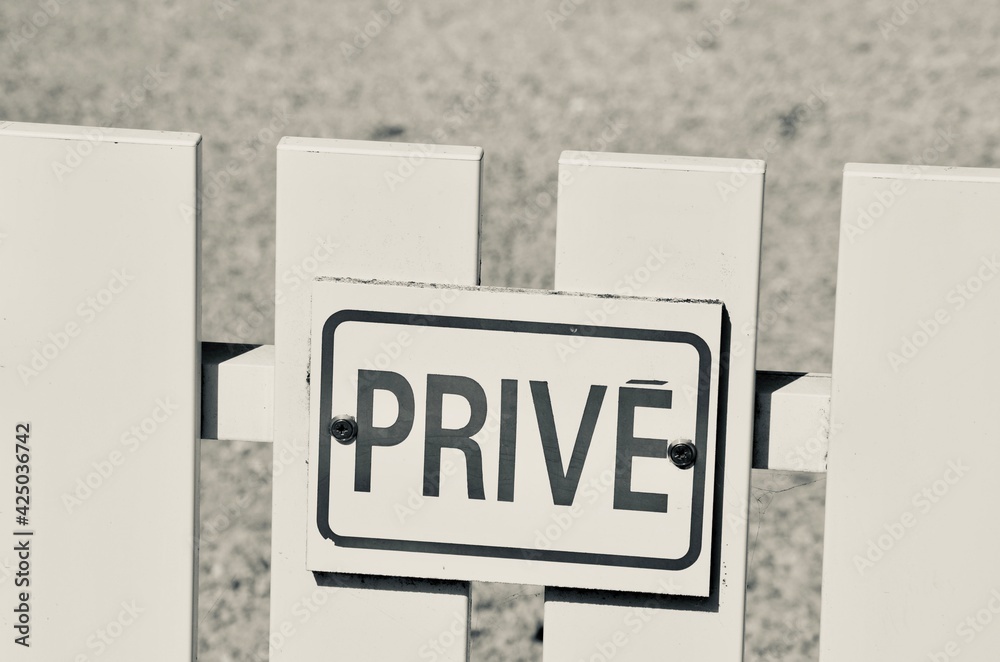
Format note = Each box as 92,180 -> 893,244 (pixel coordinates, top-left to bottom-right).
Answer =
821,164 -> 1000,660
545,151 -> 764,661
0,123 -> 201,661
269,138 -> 482,661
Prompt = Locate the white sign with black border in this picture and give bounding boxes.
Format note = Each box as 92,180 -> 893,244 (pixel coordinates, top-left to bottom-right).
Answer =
306,278 -> 722,596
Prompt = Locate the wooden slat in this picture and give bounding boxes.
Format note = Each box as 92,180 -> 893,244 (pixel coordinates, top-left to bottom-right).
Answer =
544,151 -> 764,660
201,349 -> 832,474
821,164 -> 1000,659
0,122 -> 200,661
269,138 -> 481,661
201,342 -> 274,442
753,371 -> 830,472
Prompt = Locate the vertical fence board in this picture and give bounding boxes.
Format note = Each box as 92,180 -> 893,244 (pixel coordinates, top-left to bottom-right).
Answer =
821,164 -> 1000,660
270,138 -> 481,661
545,152 -> 763,661
0,123 -> 201,661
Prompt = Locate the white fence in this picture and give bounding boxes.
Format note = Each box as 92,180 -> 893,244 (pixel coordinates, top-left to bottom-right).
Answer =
1,121 -> 998,661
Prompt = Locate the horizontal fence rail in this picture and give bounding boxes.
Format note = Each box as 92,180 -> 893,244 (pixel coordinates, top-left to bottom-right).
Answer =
201,350 -> 832,474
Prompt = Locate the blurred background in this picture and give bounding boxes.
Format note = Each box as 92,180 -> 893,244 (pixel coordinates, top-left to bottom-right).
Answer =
3,0 -> 996,659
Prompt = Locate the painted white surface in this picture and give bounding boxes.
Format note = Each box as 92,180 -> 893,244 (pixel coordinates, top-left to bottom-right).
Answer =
203,344 -> 274,442
545,151 -> 763,661
306,279 -> 722,595
200,347 -> 831,473
0,123 -> 200,661
753,372 -> 830,472
270,138 -> 481,661
821,164 -> 1000,661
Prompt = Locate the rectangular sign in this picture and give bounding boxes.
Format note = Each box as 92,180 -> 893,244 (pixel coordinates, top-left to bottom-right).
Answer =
307,279 -> 722,595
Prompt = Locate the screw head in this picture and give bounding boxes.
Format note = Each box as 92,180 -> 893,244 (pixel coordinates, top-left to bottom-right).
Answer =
668,440 -> 697,469
329,415 -> 358,444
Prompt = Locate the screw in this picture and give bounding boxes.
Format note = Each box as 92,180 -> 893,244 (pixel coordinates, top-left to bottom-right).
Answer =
668,440 -> 697,469
329,415 -> 358,444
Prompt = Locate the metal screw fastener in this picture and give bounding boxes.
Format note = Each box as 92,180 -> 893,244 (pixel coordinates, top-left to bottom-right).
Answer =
329,415 -> 358,444
668,440 -> 697,469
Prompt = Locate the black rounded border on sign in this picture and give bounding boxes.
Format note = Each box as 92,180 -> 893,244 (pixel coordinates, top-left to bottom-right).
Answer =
315,309 -> 714,571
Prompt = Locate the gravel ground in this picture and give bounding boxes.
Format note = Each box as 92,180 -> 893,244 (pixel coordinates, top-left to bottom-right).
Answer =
3,0 -> 996,658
